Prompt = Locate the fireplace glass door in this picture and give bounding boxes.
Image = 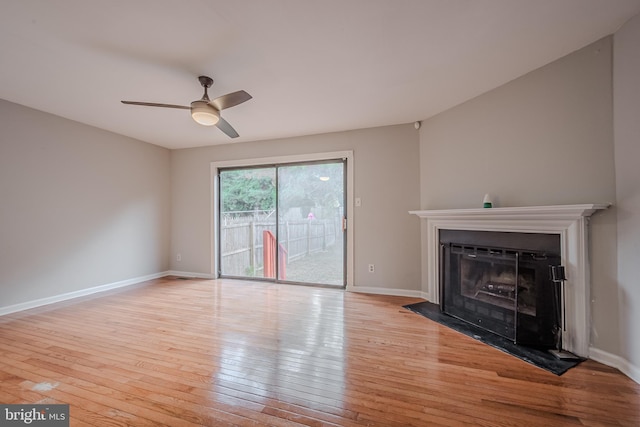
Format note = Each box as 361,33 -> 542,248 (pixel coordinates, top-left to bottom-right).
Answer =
441,240 -> 560,348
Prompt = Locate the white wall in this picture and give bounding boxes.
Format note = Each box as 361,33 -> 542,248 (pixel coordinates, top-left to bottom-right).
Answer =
170,125 -> 422,293
0,100 -> 171,312
418,37 -> 621,356
613,13 -> 640,381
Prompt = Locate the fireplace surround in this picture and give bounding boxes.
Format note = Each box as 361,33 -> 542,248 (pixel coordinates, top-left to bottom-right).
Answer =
410,204 -> 608,357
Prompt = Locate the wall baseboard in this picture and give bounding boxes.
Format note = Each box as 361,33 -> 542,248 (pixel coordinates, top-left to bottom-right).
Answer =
2,273 -> 423,316
0,271 -> 172,316
589,347 -> 640,384
166,270 -> 216,280
346,285 -> 425,299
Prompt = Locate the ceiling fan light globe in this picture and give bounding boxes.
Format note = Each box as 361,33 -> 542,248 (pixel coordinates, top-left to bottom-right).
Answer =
192,112 -> 219,126
191,101 -> 220,126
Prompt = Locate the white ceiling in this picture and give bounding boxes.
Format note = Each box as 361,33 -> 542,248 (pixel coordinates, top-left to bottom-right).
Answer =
2,0 -> 639,149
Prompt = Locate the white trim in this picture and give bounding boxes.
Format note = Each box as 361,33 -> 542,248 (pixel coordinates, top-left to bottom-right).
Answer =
410,204 -> 609,219
347,285 -> 425,299
211,151 -> 354,286
165,270 -> 216,280
211,168 -> 219,278
410,204 -> 609,357
0,271 -> 170,316
590,347 -> 640,384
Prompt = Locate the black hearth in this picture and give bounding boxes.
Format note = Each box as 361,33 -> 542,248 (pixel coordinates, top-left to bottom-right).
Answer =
440,230 -> 561,348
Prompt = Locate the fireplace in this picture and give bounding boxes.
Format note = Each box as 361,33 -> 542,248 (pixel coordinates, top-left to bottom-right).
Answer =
409,204 -> 608,356
440,230 -> 561,347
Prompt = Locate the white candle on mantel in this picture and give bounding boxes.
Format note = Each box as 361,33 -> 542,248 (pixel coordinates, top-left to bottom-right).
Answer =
483,194 -> 492,208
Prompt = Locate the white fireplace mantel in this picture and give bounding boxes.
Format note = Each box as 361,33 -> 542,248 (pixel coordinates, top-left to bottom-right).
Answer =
409,204 -> 609,357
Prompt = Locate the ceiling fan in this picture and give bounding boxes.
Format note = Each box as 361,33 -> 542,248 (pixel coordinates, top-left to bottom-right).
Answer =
121,76 -> 251,138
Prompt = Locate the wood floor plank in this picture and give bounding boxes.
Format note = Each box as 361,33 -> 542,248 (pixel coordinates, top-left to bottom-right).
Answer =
1,277 -> 639,426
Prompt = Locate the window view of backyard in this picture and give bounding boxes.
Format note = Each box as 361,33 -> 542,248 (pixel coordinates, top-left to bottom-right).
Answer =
219,161 -> 345,286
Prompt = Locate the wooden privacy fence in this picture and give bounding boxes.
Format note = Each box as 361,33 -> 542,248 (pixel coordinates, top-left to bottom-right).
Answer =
220,219 -> 340,277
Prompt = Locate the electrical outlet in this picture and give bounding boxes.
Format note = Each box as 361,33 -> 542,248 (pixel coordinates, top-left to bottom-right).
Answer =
176,253 -> 182,262
368,264 -> 375,273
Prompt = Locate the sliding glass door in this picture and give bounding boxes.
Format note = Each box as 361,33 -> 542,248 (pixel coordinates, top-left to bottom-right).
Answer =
218,160 -> 345,287
219,166 -> 276,279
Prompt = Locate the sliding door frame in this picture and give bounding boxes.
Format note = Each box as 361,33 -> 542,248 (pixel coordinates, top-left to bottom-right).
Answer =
211,151 -> 354,287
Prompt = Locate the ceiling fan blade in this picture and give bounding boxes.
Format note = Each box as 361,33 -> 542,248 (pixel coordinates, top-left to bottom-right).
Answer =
215,116 -> 240,138
121,101 -> 190,110
211,90 -> 252,111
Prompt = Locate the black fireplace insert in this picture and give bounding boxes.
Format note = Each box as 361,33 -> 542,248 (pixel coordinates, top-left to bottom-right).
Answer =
440,230 -> 561,348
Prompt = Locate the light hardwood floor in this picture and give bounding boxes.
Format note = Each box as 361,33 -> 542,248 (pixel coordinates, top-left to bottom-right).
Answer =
1,277 -> 639,426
